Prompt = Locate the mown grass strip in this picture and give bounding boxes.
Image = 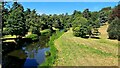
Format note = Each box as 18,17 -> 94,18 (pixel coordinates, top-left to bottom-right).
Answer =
78,44 -> 117,57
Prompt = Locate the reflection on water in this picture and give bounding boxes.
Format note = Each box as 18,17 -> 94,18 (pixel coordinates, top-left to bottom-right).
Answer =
23,42 -> 50,67
3,35 -> 50,68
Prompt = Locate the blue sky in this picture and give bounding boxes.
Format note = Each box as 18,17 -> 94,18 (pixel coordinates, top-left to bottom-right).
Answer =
18,2 -> 118,15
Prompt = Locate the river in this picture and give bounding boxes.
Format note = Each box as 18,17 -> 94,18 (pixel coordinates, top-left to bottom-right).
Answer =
2,35 -> 50,68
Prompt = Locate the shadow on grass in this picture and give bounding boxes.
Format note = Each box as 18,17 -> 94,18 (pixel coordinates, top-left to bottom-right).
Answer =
82,36 -> 100,39
91,36 -> 100,39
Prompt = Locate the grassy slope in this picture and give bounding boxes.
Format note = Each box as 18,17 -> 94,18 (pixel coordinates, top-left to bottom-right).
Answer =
54,24 -> 118,66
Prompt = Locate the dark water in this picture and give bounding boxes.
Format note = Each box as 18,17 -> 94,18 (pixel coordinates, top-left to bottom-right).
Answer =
3,35 -> 50,68
23,42 -> 50,68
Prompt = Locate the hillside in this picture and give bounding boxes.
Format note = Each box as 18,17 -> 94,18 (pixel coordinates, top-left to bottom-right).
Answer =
54,24 -> 118,66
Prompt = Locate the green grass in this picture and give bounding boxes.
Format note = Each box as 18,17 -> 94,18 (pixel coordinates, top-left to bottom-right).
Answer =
78,44 -> 115,57
39,30 -> 64,67
3,35 -> 16,38
53,27 -> 118,66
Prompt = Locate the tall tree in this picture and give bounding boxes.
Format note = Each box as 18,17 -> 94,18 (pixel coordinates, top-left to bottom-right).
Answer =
30,9 -> 41,36
2,2 -> 10,35
5,2 -> 28,37
24,8 -> 31,30
107,3 -> 120,40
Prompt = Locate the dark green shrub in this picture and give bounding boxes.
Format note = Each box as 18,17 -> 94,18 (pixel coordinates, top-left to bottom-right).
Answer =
73,27 -> 80,37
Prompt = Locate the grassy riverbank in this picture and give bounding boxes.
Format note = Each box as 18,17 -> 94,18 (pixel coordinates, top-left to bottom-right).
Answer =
39,30 -> 64,67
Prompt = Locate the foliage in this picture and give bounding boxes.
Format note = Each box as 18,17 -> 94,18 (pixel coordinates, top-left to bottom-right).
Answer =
107,4 -> 120,40
29,9 -> 41,35
4,2 -> 28,37
73,27 -> 81,37
40,31 -> 64,66
64,28 -> 69,32
26,34 -> 39,41
41,29 -> 52,36
108,4 -> 120,24
82,9 -> 91,20
100,7 -> 111,12
107,18 -> 120,39
72,17 -> 88,27
72,17 -> 100,38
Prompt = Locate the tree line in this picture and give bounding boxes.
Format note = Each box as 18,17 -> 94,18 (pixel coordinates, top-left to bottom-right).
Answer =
2,2 -> 120,41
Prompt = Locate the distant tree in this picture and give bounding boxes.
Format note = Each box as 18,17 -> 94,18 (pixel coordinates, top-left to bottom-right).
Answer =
100,7 -> 111,12
99,11 -> 108,25
82,9 -> 91,20
72,17 -> 88,27
91,11 -> 99,21
108,4 -> 120,24
100,7 -> 112,23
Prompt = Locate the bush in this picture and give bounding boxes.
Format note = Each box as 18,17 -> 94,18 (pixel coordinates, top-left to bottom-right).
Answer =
26,34 -> 39,41
73,25 -> 90,38
73,27 -> 80,37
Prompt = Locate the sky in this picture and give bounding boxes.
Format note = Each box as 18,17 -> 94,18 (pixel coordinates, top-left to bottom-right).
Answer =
17,2 -> 118,15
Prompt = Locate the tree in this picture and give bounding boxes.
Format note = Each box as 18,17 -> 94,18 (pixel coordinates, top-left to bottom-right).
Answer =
72,17 -> 89,37
82,9 -> 91,20
2,2 -> 10,36
30,9 -> 41,36
91,11 -> 99,21
107,4 -> 120,40
107,17 -> 120,40
108,4 -> 120,24
100,7 -> 111,12
4,2 -> 28,38
72,17 -> 88,27
24,8 -> 31,30
99,11 -> 108,25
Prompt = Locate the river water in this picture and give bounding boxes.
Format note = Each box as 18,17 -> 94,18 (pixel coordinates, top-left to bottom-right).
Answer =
3,35 -> 50,68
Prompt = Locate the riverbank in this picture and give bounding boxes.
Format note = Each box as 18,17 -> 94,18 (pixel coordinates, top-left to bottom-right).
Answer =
39,30 -> 64,67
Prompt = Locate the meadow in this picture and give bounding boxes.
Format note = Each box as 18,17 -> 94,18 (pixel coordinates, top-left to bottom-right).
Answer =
54,24 -> 118,66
